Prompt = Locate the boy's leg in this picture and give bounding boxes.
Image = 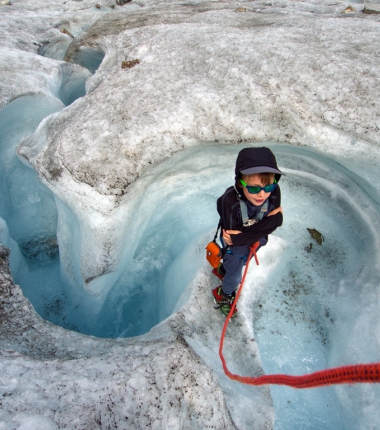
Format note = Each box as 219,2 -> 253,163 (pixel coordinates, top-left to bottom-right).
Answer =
221,245 -> 250,296
212,245 -> 251,316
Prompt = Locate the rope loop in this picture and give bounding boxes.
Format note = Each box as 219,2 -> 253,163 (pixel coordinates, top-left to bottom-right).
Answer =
218,243 -> 380,388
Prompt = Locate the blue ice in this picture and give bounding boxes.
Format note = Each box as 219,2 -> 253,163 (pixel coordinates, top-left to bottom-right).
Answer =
1,99 -> 380,429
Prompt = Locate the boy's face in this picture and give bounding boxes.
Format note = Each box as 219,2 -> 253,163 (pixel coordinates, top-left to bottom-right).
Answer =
241,174 -> 272,206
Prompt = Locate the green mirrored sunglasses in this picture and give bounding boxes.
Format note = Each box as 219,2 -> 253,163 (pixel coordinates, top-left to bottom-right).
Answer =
240,179 -> 277,194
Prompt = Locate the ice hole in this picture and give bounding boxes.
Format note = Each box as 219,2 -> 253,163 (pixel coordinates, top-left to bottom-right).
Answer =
1,131 -> 380,427
59,67 -> 88,106
70,46 -> 105,74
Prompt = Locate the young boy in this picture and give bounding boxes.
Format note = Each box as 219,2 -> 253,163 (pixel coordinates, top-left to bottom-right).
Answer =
212,147 -> 284,316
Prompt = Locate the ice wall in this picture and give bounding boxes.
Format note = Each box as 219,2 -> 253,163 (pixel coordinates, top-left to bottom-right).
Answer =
0,52 -> 91,327
0,242 -> 248,429
1,0 -> 380,428
15,2 -> 380,294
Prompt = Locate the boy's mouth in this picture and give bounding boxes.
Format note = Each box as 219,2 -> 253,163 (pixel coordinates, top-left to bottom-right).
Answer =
252,198 -> 265,204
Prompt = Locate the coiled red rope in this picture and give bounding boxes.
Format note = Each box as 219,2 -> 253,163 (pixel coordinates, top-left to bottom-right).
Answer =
219,243 -> 380,388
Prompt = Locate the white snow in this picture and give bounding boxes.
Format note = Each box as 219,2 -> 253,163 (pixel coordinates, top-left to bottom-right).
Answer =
1,0 -> 380,428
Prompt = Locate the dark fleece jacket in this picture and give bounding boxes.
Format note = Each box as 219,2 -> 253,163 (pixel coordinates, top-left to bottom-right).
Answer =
217,147 -> 283,247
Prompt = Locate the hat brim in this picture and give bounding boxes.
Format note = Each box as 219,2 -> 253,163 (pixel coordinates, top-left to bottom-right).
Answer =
240,166 -> 285,176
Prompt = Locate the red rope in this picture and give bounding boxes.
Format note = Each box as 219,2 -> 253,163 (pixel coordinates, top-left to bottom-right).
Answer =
219,243 -> 380,388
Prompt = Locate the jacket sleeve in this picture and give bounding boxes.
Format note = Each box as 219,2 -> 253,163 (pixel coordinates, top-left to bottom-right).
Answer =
217,187 -> 241,230
217,185 -> 283,247
230,212 -> 283,247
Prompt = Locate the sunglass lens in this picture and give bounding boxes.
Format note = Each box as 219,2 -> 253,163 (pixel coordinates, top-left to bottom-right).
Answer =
264,184 -> 276,192
247,186 -> 261,194
246,183 -> 277,194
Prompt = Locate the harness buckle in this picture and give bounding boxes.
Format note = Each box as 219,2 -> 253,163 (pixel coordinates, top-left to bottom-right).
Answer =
243,219 -> 258,227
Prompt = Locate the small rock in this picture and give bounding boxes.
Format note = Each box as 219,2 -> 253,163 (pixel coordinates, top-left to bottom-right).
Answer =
116,0 -> 132,5
95,3 -> 101,8
0,0 -> 12,5
343,5 -> 355,13
122,59 -> 140,69
363,3 -> 380,14
306,228 -> 324,246
235,7 -> 247,12
60,28 -> 74,38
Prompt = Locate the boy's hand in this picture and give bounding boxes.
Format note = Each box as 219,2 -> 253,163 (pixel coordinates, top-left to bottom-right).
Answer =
267,206 -> 283,217
223,229 -> 241,246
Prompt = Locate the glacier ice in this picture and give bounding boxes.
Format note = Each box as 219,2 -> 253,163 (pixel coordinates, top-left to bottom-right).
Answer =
0,96 -> 61,267
3,139 -> 380,429
12,0 -> 380,294
1,0 -> 380,429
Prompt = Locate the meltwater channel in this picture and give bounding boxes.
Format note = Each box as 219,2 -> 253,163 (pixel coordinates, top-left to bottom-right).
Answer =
1,91 -> 380,428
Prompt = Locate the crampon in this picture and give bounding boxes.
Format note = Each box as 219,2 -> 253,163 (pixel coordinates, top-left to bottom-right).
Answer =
212,286 -> 237,317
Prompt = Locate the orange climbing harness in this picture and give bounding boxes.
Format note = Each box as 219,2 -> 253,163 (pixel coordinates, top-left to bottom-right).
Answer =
219,243 -> 380,388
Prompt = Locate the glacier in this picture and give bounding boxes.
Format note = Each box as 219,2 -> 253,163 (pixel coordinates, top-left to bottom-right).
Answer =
1,0 -> 380,428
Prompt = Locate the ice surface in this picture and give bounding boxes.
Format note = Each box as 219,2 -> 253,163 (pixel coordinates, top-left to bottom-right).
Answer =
1,0 -> 380,428
0,241 -> 273,429
249,146 -> 380,429
11,0 -> 379,288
